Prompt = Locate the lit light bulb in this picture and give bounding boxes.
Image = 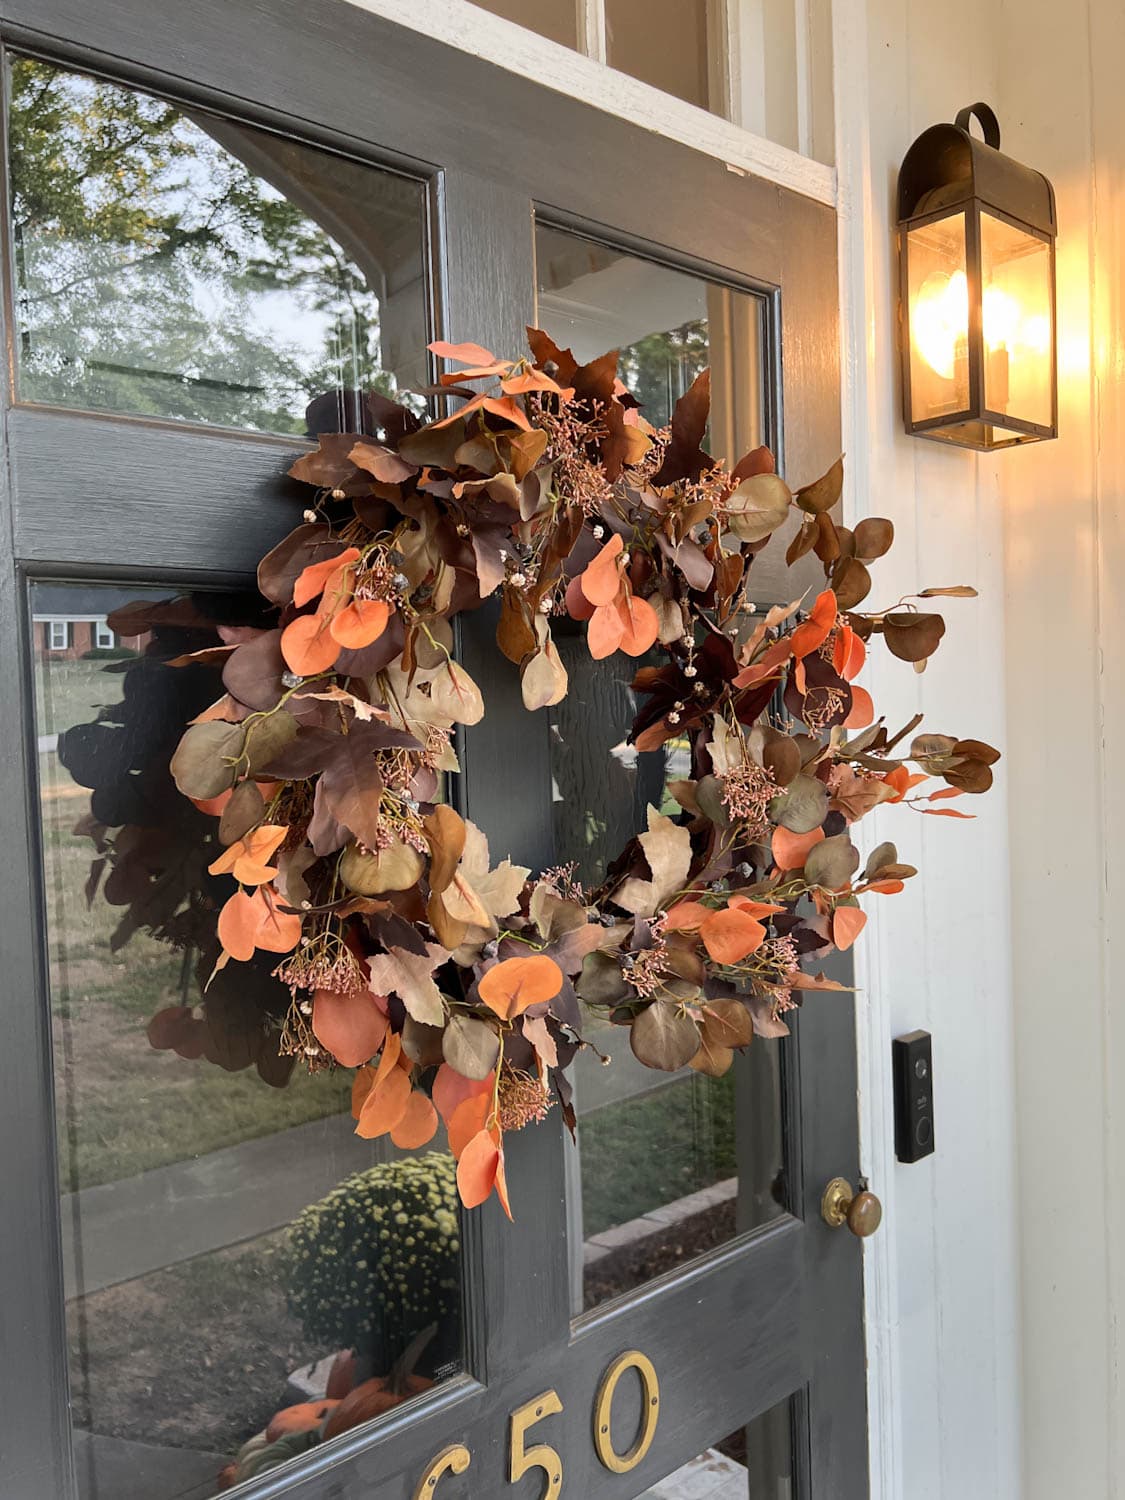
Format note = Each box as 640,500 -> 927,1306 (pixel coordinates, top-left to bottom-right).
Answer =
913,269 -> 968,380
982,284 -> 1020,351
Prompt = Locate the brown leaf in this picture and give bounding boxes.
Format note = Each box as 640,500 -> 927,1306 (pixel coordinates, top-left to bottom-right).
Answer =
223,629 -> 287,712
497,588 -> 538,664
689,1033 -> 734,1077
725,473 -> 793,543
630,1001 -> 701,1071
804,834 -> 861,890
649,368 -> 714,486
917,585 -> 978,598
701,998 -> 754,1049
424,805 -> 467,896
257,524 -> 338,605
218,780 -> 265,846
883,612 -> 946,663
853,517 -> 894,562
830,556 -> 872,609
795,456 -> 844,515
348,439 -> 416,484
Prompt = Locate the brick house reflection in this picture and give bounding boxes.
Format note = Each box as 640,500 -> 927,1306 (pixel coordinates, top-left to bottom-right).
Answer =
32,583 -> 149,660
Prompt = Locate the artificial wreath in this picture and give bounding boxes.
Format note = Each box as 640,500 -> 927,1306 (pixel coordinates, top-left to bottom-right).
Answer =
167,329 -> 998,1218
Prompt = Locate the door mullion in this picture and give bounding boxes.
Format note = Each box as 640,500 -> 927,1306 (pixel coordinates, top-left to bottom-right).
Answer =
441,169 -> 572,1371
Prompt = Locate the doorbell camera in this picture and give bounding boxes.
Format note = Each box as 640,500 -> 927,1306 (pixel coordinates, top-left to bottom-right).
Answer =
893,1030 -> 935,1163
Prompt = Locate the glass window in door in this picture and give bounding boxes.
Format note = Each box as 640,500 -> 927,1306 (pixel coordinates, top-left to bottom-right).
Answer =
8,55 -> 427,435
535,224 -> 787,1312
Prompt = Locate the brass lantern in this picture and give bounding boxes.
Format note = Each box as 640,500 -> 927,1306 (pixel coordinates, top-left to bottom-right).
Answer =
897,102 -> 1057,449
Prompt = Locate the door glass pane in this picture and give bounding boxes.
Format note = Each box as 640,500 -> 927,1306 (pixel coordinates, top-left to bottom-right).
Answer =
9,56 -> 427,434
33,583 -> 462,1500
640,1402 -> 797,1497
535,224 -> 785,1311
605,0 -> 716,113
468,0 -> 580,49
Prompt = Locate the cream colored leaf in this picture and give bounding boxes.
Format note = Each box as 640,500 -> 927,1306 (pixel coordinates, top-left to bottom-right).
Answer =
442,871 -> 492,927
706,716 -> 742,776
366,943 -> 448,1027
613,805 -> 693,918
521,639 -> 568,711
428,661 -> 485,725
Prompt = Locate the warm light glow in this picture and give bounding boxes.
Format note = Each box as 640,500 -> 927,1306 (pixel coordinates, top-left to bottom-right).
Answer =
913,272 -> 1047,377
913,269 -> 969,380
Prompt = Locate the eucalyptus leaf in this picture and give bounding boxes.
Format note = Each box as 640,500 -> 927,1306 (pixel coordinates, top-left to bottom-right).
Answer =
795,456 -> 844,515
769,773 -> 828,834
630,1001 -> 701,1071
725,473 -> 793,543
804,834 -> 860,890
442,1012 -> 500,1079
170,720 -> 242,800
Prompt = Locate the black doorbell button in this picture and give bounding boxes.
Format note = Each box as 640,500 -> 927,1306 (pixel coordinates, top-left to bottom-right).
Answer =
893,1030 -> 934,1163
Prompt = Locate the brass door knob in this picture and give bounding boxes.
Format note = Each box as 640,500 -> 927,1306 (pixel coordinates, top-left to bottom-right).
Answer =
820,1177 -> 883,1237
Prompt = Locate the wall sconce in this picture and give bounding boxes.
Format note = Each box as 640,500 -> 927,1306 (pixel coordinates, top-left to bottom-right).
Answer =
897,102 -> 1057,449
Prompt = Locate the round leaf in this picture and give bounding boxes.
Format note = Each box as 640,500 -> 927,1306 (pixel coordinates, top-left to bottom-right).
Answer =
630,1001 -> 701,1072
804,834 -> 861,890
883,611 -> 946,663
795,456 -> 844,515
443,1013 -> 501,1079
770,774 -> 828,834
340,838 -> 425,895
853,517 -> 894,561
725,473 -> 793,543
170,720 -> 242,800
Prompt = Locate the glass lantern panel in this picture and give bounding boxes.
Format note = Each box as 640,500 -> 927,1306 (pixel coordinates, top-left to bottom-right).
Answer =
906,211 -> 970,425
980,210 -> 1053,430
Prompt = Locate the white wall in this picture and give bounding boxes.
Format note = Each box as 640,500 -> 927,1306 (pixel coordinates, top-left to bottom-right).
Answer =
833,4 -> 1022,1497
993,2 -> 1125,1495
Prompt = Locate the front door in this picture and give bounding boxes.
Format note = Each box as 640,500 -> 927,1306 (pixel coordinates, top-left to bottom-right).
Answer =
0,5 -> 868,1499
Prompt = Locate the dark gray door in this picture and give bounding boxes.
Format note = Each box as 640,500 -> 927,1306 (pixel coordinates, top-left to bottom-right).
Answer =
0,5 -> 867,1500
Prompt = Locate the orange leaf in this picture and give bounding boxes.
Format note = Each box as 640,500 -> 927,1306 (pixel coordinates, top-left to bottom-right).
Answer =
587,602 -> 626,660
294,547 -> 360,608
330,598 -> 391,649
208,824 -> 288,884
494,1141 -> 513,1222
727,895 -> 786,918
217,889 -> 261,962
375,1029 -> 403,1087
429,338 -> 497,366
882,767 -> 928,802
771,824 -> 825,870
481,395 -> 531,432
865,878 -> 905,894
312,990 -> 388,1068
440,361 -> 510,384
664,900 -> 711,930
355,1066 -> 411,1139
255,887 -> 304,954
217,885 -> 301,962
843,686 -> 874,729
478,955 -> 564,1020
390,1089 -> 439,1149
580,534 -> 624,606
921,807 -> 976,818
927,787 -> 965,801
448,1091 -> 493,1159
281,613 -> 341,676
457,1128 -> 501,1209
351,1065 -> 376,1119
619,593 -> 660,657
833,906 -> 867,950
192,788 -> 233,817
433,1064 -> 493,1129
790,590 -> 837,658
700,907 -> 766,964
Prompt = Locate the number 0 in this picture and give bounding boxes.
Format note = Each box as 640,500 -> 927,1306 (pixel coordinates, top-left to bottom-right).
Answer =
593,1351 -> 660,1473
509,1389 -> 564,1498
412,1444 -> 470,1498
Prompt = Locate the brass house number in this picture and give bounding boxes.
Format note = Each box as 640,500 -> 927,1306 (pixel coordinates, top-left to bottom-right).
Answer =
412,1350 -> 660,1496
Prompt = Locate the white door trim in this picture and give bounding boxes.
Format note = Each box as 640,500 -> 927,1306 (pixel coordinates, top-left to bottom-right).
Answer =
338,0 -> 837,206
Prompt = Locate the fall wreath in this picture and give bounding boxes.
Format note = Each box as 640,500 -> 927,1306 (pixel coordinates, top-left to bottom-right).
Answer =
165,330 -> 998,1217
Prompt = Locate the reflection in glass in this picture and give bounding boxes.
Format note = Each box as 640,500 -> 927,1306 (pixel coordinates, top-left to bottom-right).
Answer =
34,583 -> 461,1500
641,1401 -> 796,1498
468,0 -> 580,48
605,0 -> 715,114
10,56 -> 427,434
536,228 -> 783,1312
536,223 -> 764,458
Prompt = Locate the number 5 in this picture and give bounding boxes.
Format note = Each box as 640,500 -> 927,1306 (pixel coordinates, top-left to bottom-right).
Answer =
509,1389 -> 564,1497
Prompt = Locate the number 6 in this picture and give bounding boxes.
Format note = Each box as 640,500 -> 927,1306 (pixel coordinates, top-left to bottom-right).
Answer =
509,1389 -> 564,1498
412,1444 -> 471,1498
